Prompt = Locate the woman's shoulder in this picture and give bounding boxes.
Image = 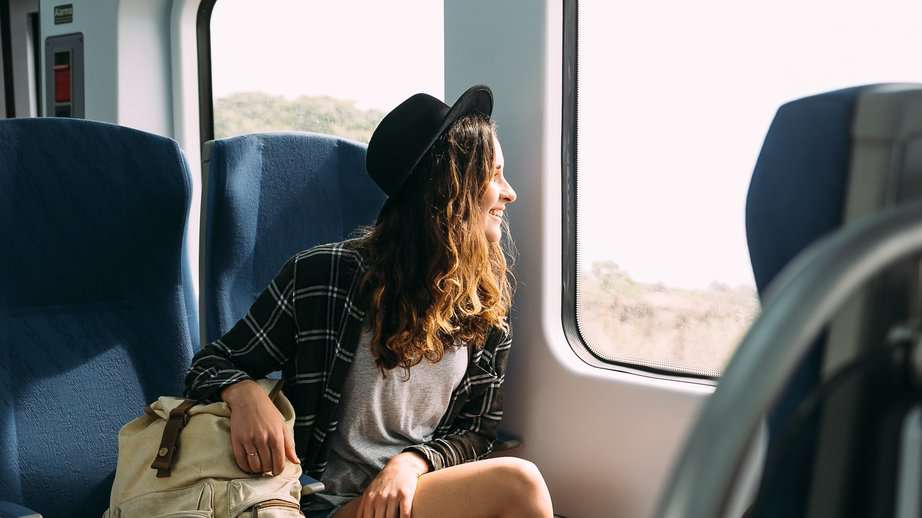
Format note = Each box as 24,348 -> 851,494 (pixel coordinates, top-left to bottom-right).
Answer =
292,238 -> 366,263
484,321 -> 512,350
289,239 -> 369,285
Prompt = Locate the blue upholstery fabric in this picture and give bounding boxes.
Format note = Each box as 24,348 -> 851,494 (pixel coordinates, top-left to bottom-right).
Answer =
202,132 -> 385,344
0,500 -> 41,518
0,118 -> 198,518
746,85 -> 870,516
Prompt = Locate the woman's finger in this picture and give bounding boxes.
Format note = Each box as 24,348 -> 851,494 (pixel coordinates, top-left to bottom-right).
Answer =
399,492 -> 413,518
385,496 -> 398,518
284,427 -> 299,464
257,438 -> 272,474
245,443 -> 263,473
232,439 -> 250,473
371,496 -> 387,518
270,429 -> 285,476
365,493 -> 378,518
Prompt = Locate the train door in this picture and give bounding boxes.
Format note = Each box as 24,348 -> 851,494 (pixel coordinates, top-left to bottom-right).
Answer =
0,0 -> 41,118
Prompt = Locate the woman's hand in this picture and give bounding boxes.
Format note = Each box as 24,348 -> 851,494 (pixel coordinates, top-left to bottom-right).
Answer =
357,452 -> 429,518
222,380 -> 300,475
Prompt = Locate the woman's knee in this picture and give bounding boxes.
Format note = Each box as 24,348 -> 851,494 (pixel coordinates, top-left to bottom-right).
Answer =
493,457 -> 553,516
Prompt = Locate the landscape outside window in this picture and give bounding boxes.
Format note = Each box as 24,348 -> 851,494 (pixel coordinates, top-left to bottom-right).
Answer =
576,0 -> 922,376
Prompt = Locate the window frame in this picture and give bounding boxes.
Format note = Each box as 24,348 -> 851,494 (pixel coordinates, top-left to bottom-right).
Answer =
560,0 -> 717,384
2,0 -> 15,117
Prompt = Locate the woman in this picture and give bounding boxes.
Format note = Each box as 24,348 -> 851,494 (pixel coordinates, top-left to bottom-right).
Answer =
185,85 -> 554,518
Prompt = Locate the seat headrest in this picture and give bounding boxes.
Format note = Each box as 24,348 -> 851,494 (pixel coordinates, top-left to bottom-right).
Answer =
201,131 -> 385,343
0,118 -> 193,309
745,86 -> 872,295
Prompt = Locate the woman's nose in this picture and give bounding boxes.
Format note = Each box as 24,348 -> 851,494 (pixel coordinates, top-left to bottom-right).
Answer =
503,181 -> 517,203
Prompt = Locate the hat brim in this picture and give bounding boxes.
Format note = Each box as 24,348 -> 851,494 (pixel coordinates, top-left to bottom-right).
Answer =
403,85 -> 494,190
440,85 -> 494,135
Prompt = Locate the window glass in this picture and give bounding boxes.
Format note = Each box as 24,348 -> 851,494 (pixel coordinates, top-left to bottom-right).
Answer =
576,0 -> 922,376
211,0 -> 443,142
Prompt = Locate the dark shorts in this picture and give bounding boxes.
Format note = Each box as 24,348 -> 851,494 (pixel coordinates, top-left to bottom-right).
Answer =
304,502 -> 346,518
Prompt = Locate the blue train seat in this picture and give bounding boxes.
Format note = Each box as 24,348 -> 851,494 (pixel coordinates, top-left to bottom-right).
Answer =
746,83 -> 922,516
0,119 -> 199,518
745,85 -> 860,517
199,132 -> 385,347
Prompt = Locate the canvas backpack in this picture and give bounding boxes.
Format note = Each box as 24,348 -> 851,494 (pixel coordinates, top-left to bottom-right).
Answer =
103,379 -> 304,517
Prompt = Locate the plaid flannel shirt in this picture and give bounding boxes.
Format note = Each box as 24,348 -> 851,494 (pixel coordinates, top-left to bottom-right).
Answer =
184,240 -> 511,480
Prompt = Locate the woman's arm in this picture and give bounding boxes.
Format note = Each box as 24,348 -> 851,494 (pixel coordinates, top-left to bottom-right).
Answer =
402,327 -> 512,471
184,255 -> 298,403
184,255 -> 301,475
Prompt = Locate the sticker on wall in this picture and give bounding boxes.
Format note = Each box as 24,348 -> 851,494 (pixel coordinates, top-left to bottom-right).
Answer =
54,4 -> 73,25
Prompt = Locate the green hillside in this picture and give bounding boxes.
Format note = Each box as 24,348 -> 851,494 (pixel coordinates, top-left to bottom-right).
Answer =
214,92 -> 384,142
578,261 -> 759,375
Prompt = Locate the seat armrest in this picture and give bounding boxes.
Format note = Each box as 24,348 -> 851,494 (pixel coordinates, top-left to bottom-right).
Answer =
300,473 -> 326,496
0,501 -> 42,518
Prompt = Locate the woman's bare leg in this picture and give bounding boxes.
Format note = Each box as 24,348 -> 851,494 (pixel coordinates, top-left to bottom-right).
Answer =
333,457 -> 553,518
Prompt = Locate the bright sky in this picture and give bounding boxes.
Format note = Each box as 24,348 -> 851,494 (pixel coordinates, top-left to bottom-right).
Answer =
579,0 -> 922,289
211,0 -> 443,111
212,0 -> 922,290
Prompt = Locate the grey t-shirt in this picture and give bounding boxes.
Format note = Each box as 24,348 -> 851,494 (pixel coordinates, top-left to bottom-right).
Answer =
312,327 -> 468,508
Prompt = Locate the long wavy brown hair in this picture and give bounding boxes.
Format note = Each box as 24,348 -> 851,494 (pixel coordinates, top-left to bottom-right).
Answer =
353,114 -> 514,376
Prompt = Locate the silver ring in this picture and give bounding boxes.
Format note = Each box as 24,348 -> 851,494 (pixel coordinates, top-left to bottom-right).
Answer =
246,451 -> 258,457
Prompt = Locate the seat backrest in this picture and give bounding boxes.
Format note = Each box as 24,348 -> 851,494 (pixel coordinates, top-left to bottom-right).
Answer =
746,83 -> 922,516
0,118 -> 199,518
746,85 -> 859,517
200,132 -> 386,345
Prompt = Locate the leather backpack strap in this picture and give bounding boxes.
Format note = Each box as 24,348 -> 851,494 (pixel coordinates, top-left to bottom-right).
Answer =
150,399 -> 198,478
268,378 -> 285,401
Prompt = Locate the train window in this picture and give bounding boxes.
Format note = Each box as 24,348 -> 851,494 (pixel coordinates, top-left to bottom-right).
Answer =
572,0 -> 922,377
208,0 -> 443,143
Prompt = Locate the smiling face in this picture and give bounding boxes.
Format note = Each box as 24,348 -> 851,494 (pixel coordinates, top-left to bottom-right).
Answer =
481,135 -> 517,243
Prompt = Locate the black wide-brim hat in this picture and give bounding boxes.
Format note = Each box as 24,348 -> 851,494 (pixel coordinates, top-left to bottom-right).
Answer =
366,85 -> 493,198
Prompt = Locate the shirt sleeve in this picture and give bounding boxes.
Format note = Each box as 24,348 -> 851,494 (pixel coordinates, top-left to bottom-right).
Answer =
402,327 -> 511,471
184,255 -> 298,403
